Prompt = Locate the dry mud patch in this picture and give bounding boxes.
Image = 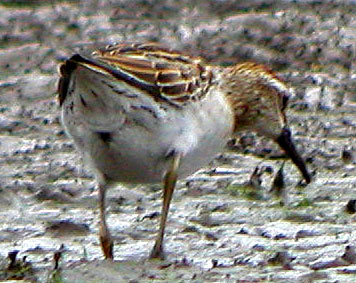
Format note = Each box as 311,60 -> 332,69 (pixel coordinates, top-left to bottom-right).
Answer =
0,0 -> 355,282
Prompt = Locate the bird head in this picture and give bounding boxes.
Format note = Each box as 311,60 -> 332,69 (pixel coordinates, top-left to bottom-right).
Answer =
224,63 -> 311,184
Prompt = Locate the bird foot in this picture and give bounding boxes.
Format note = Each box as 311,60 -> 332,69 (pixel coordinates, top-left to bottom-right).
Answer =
149,243 -> 165,260
100,234 -> 114,260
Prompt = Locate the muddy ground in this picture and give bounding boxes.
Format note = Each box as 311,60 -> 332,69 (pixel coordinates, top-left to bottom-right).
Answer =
0,0 -> 355,282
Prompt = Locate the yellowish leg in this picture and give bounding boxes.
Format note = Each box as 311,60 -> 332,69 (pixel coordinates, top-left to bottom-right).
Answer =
99,184 -> 114,260
150,152 -> 181,259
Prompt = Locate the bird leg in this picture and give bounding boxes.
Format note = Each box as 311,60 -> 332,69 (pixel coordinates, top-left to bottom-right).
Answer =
99,183 -> 113,260
150,152 -> 181,259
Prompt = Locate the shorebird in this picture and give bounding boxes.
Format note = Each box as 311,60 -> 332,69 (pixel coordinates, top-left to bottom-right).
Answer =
57,43 -> 311,260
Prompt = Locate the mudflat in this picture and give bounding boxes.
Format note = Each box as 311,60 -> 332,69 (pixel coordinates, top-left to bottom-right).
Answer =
0,1 -> 355,282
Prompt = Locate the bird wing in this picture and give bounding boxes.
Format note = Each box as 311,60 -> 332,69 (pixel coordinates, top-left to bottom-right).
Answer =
89,42 -> 214,107
57,43 -> 216,132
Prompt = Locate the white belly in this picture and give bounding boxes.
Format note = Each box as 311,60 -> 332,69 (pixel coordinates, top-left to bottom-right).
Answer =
62,83 -> 234,185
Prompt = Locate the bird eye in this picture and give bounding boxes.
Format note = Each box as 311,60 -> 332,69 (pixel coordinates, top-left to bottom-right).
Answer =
282,127 -> 291,138
281,94 -> 289,110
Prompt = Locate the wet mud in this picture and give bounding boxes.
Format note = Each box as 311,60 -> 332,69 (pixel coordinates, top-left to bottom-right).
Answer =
0,0 -> 355,282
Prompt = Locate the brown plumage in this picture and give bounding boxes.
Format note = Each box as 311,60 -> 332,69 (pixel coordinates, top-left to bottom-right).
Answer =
58,42 -> 311,260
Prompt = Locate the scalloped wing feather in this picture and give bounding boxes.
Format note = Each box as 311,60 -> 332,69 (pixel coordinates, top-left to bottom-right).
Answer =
90,43 -> 214,106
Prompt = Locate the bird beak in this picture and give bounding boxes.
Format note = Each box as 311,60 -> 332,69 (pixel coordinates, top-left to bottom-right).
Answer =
275,128 -> 311,184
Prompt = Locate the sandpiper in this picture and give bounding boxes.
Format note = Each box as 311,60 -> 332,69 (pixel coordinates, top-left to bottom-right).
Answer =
57,43 -> 311,260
